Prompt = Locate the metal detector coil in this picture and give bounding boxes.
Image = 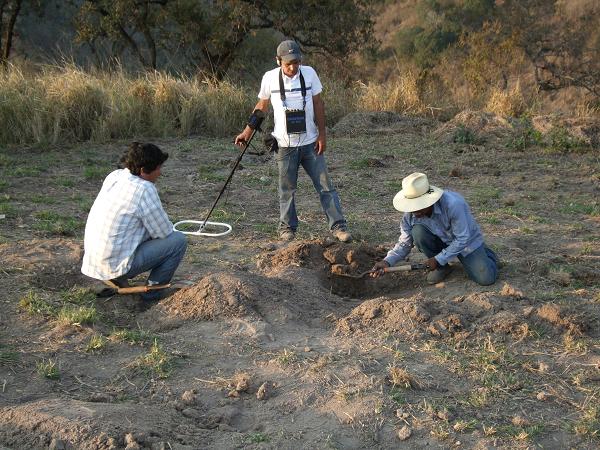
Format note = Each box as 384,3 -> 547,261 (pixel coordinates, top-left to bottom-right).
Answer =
174,110 -> 264,238
173,220 -> 232,237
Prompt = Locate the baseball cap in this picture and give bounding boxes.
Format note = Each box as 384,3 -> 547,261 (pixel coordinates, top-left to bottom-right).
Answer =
277,40 -> 302,62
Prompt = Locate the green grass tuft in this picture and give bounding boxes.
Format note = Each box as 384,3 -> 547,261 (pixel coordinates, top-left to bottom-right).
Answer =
109,328 -> 155,345
56,305 -> 97,326
85,334 -> 106,353
34,210 -> 82,236
19,290 -> 55,316
134,339 -> 173,379
36,358 -> 60,380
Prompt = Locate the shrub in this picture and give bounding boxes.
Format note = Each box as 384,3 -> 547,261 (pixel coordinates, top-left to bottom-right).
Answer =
358,71 -> 426,115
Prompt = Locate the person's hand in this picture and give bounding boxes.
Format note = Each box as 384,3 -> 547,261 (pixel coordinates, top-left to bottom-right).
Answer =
425,257 -> 438,271
370,260 -> 390,278
314,135 -> 326,155
234,128 -> 252,148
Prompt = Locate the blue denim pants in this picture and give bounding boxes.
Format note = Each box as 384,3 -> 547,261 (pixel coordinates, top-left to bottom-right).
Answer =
114,231 -> 187,300
277,143 -> 346,231
412,224 -> 498,286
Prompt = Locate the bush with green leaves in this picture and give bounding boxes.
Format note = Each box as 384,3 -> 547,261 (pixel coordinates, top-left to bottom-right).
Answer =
507,119 -> 542,151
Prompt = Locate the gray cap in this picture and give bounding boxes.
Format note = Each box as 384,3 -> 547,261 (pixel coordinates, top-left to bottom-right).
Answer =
277,40 -> 302,62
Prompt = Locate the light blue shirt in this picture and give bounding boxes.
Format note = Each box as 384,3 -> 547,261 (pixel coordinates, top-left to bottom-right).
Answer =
384,191 -> 485,267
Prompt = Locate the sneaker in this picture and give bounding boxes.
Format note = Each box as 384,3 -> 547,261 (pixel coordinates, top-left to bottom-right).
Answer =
426,265 -> 453,284
332,228 -> 352,243
279,230 -> 295,241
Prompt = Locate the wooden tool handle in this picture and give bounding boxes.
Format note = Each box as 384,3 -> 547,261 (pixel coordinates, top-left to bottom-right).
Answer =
117,283 -> 171,294
384,263 -> 428,273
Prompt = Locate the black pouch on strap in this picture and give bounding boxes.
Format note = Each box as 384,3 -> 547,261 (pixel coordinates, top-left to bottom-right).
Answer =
284,109 -> 306,134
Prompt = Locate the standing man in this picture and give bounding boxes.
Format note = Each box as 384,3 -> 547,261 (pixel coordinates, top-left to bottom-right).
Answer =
371,172 -> 498,285
235,40 -> 351,242
81,142 -> 187,301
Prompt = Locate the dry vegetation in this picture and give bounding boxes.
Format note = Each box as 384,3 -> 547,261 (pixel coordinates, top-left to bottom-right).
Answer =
1,61 -> 582,148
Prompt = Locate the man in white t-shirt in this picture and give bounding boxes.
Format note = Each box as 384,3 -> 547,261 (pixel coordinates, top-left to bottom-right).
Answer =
235,40 -> 351,243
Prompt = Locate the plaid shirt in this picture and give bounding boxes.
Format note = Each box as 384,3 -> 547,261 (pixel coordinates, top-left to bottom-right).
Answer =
81,169 -> 174,280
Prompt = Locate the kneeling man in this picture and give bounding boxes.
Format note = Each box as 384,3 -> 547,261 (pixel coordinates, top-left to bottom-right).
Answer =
81,142 -> 187,300
372,172 -> 498,285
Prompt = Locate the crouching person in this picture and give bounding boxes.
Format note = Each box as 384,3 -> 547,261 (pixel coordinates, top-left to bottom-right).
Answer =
81,142 -> 187,301
371,172 -> 498,286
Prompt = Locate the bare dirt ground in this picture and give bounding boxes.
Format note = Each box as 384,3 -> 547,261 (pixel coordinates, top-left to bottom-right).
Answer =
1,112 -> 599,449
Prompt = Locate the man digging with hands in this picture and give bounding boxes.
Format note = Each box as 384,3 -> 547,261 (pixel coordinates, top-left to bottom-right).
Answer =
371,172 -> 498,285
235,40 -> 351,243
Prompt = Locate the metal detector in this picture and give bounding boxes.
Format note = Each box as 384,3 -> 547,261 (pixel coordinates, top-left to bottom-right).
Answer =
173,110 -> 265,237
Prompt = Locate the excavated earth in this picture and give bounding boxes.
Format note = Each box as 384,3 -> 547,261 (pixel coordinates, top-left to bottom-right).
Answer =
0,111 -> 599,449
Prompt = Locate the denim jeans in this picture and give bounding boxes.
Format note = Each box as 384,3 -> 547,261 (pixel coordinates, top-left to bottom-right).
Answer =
114,231 -> 187,300
412,224 -> 498,286
277,143 -> 346,231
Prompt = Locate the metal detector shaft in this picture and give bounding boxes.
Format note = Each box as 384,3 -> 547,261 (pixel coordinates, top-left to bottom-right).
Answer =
199,126 -> 262,230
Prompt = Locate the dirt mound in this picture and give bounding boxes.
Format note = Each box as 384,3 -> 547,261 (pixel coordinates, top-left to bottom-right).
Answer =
532,115 -> 600,148
331,111 -> 435,136
535,303 -> 597,336
0,238 -> 85,290
258,240 -> 330,274
336,294 -> 433,338
142,267 -> 345,328
151,272 -> 263,322
434,109 -> 515,144
336,290 -> 548,340
259,240 -> 423,299
0,399 -> 180,449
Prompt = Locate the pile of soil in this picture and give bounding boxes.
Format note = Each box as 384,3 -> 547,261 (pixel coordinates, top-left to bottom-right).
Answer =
155,272 -> 263,322
331,111 -> 435,136
0,399 -> 178,450
258,239 -> 423,299
532,115 -> 600,148
336,294 -> 434,338
257,240 -> 330,275
434,109 -> 516,144
337,285 -> 600,340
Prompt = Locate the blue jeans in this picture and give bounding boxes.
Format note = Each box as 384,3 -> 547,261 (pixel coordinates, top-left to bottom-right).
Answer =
114,231 -> 187,300
412,224 -> 498,286
277,143 -> 346,231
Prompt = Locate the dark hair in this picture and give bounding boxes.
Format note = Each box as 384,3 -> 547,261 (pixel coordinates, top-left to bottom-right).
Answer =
121,142 -> 168,176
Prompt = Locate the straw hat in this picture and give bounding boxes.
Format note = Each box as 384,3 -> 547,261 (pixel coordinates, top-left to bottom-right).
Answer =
393,172 -> 444,212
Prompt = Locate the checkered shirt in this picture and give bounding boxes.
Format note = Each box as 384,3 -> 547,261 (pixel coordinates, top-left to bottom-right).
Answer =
81,169 -> 174,280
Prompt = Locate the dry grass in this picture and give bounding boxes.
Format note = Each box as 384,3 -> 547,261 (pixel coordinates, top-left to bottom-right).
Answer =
485,85 -> 527,117
0,64 -> 256,146
357,71 -> 426,115
388,365 -> 420,389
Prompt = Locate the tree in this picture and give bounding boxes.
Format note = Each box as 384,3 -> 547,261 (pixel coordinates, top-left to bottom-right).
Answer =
497,0 -> 600,100
393,0 -> 496,69
0,0 -> 22,63
74,0 -> 375,75
75,0 -> 168,70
